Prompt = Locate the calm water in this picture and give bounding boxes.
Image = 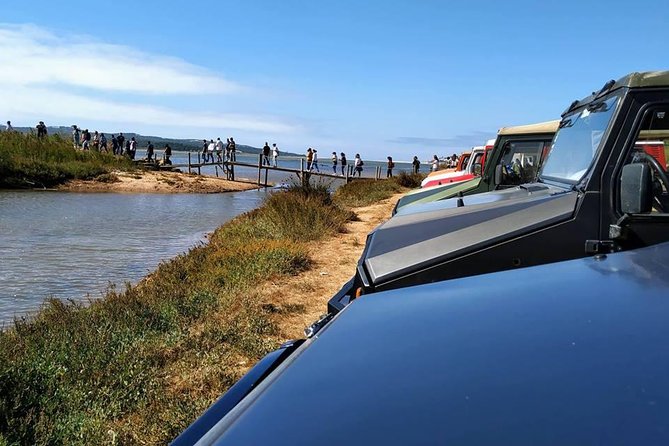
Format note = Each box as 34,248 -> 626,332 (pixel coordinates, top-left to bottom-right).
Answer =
0,189 -> 268,324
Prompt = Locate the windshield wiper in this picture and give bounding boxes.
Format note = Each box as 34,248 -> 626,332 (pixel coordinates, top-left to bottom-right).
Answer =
559,118 -> 573,129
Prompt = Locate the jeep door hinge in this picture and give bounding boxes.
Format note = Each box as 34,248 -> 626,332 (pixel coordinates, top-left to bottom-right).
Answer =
584,240 -> 617,255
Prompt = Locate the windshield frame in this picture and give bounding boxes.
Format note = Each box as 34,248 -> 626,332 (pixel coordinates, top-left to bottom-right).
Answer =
539,90 -> 624,188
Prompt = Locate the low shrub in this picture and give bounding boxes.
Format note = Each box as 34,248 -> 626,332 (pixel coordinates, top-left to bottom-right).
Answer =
394,171 -> 426,188
0,132 -> 133,188
334,178 -> 404,207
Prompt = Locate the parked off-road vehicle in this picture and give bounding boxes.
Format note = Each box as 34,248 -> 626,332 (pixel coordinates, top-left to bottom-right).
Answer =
328,71 -> 669,313
420,143 -> 491,188
174,241 -> 669,445
395,120 -> 558,214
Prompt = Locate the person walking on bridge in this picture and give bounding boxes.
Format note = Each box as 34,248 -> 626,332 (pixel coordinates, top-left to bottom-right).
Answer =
262,142 -> 271,166
306,148 -> 314,171
207,140 -> 216,163
311,149 -> 320,172
340,152 -> 347,176
272,143 -> 279,167
215,138 -> 224,163
353,153 -> 363,177
229,137 -> 236,161
331,152 -> 338,174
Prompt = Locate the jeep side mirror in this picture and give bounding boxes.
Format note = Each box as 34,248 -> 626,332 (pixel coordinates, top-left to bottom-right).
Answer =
494,164 -> 502,185
473,163 -> 482,176
620,163 -> 652,214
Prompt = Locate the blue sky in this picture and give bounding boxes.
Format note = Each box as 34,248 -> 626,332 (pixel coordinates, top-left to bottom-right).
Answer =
1,0 -> 668,160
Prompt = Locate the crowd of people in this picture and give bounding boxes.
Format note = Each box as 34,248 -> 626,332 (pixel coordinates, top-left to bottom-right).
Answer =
69,125 -> 175,164
4,119 -> 463,179
302,148 -> 368,177
201,137 -> 237,165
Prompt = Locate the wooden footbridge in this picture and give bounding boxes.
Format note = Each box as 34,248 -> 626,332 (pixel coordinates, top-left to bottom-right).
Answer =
150,153 -> 386,187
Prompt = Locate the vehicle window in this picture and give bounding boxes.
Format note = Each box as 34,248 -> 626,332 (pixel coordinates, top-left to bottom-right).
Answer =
619,107 -> 669,214
470,153 -> 483,173
458,154 -> 470,171
498,140 -> 551,186
541,93 -> 622,184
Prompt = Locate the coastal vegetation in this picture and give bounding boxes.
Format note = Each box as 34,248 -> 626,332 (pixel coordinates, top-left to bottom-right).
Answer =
334,171 -> 424,207
0,177 -> 416,445
0,131 -> 133,189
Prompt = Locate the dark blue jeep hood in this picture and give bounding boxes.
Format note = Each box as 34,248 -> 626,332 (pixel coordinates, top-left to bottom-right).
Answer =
193,242 -> 669,445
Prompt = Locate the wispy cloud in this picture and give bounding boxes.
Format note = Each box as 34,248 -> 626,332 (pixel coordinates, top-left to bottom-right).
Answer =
0,24 -> 241,95
0,23 -> 299,136
388,131 -> 496,148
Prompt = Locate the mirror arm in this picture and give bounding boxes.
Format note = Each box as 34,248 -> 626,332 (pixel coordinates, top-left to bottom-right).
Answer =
609,214 -> 631,240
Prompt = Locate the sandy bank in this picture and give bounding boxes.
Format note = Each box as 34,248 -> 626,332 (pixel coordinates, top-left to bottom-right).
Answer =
59,170 -> 259,193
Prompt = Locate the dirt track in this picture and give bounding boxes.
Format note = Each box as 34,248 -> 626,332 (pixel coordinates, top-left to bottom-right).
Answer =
262,192 -> 404,340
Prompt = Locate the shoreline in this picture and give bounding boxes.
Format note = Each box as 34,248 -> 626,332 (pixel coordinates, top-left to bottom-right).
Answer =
56,170 -> 260,194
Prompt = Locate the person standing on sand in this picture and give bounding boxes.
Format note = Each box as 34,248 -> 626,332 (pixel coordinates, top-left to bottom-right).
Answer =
72,125 -> 80,148
272,143 -> 279,167
111,134 -> 118,154
262,142 -> 271,166
340,152 -> 347,176
82,129 -> 91,150
129,137 -> 137,159
92,131 -> 100,150
431,155 -> 439,172
124,139 -> 131,157
36,121 -> 47,138
412,156 -> 420,174
117,133 -> 125,155
5,121 -> 13,132
100,133 -> 107,152
387,156 -> 395,178
146,141 -> 154,162
306,148 -> 313,171
331,152 -> 338,174
215,137 -> 224,163
164,144 -> 172,164
412,156 -> 421,173
353,153 -> 363,177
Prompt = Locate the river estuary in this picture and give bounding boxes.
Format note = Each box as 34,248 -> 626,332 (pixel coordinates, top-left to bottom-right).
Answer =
0,189 -> 269,324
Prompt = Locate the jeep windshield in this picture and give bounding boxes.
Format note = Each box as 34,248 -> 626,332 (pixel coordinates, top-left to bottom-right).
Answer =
540,93 -> 622,185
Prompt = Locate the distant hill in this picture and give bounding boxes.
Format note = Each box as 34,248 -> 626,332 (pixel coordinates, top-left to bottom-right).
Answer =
10,126 -> 301,156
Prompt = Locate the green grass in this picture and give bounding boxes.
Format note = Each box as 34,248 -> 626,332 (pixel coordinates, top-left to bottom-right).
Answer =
0,131 -> 133,188
0,184 -> 355,445
334,172 -> 425,207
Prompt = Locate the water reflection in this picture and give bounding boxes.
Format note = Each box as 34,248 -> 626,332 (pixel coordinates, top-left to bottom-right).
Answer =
0,189 -> 268,323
